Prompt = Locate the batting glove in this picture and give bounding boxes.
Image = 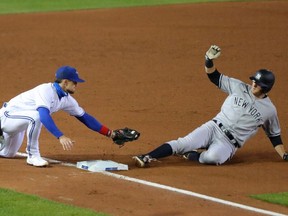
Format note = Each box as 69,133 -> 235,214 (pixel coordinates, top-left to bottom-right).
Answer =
206,45 -> 221,60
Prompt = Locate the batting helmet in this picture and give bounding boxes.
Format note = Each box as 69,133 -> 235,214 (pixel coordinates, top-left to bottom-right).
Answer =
249,69 -> 275,93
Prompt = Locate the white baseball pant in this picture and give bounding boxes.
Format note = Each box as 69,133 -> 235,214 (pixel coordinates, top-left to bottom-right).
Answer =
0,109 -> 43,157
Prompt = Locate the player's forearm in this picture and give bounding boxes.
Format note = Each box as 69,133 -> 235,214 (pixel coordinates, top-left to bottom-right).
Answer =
76,112 -> 112,137
204,45 -> 220,74
205,65 -> 216,74
204,55 -> 216,74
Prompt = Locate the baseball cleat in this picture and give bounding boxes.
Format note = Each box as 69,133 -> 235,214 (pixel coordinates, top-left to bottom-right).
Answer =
0,135 -> 6,151
27,155 -> 49,167
132,155 -> 153,168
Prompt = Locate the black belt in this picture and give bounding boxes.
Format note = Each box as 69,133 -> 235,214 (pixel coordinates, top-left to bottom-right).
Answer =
213,120 -> 240,148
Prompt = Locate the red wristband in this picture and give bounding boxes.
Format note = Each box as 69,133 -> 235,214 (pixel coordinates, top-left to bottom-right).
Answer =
99,125 -> 111,137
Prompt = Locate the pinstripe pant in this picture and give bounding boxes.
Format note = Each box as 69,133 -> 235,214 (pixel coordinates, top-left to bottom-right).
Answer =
0,110 -> 42,157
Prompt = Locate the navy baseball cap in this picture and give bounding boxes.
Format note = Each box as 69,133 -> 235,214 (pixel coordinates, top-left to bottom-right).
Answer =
55,66 -> 85,83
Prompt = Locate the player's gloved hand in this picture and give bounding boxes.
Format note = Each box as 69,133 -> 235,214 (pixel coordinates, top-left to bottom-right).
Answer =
205,45 -> 221,60
283,153 -> 288,161
111,127 -> 140,146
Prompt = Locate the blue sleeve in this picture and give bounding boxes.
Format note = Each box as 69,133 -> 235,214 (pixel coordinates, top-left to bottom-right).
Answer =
37,107 -> 63,138
76,112 -> 102,132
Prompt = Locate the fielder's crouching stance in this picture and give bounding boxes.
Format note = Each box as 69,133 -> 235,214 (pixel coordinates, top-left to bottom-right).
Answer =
133,45 -> 288,168
0,66 -> 139,167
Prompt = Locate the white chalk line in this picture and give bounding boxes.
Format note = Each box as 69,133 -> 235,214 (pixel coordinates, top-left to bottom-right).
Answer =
16,152 -> 287,216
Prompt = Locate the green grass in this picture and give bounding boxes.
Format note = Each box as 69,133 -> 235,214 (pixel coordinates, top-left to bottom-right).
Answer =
250,192 -> 288,207
0,0 -> 258,15
0,0 -> 287,214
0,188 -> 109,216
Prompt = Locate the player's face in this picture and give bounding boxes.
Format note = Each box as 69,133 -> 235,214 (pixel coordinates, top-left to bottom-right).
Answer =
251,81 -> 264,98
63,80 -> 78,94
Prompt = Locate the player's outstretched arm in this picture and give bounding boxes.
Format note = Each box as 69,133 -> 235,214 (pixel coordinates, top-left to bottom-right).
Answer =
205,45 -> 221,74
75,113 -> 140,147
76,112 -> 112,137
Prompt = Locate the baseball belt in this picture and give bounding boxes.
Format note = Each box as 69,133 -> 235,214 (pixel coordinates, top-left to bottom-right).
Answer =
212,119 -> 241,148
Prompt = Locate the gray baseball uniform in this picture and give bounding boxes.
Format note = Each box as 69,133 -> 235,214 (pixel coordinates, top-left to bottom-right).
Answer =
132,45 -> 286,168
168,73 -> 280,165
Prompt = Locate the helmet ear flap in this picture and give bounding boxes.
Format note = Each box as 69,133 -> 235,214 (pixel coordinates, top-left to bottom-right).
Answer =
260,86 -> 271,94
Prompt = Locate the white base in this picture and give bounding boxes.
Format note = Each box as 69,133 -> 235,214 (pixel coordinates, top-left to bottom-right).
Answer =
76,160 -> 128,172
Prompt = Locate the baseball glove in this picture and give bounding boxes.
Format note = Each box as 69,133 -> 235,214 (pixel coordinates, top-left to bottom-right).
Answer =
112,127 -> 140,145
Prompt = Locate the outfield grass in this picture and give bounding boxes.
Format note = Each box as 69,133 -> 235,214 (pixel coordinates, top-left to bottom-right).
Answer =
0,0 -> 258,15
0,188 -> 109,216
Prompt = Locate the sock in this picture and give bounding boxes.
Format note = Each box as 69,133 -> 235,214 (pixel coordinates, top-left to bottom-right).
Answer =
147,143 -> 173,159
188,151 -> 201,161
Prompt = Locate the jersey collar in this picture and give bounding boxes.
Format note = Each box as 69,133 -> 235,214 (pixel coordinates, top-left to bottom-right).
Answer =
53,82 -> 68,100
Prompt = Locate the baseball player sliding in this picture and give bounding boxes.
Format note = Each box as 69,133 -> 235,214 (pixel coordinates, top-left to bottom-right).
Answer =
133,45 -> 288,167
0,66 -> 139,167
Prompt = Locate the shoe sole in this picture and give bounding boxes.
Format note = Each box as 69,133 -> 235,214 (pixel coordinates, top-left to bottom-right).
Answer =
132,156 -> 146,168
27,161 -> 49,167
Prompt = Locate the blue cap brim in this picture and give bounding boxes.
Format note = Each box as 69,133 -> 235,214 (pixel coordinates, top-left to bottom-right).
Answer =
70,78 -> 85,83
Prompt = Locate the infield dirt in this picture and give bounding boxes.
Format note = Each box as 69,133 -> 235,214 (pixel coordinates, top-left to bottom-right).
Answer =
0,1 -> 287,215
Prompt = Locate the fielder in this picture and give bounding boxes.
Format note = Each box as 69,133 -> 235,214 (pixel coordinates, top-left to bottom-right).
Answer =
0,66 -> 139,167
133,45 -> 288,167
